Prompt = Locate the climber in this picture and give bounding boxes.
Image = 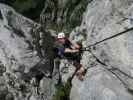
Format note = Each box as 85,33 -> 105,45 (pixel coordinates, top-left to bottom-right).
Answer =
54,32 -> 85,80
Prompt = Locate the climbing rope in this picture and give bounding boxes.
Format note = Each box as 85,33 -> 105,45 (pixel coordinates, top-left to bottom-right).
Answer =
88,49 -> 130,88
79,26 -> 133,89
66,26 -> 133,83
83,25 -> 133,50
81,25 -> 133,79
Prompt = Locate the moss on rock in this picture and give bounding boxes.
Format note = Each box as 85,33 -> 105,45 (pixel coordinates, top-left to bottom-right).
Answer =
53,79 -> 72,100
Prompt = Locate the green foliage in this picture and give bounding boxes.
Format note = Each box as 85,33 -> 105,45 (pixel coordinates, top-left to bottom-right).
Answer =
40,0 -> 91,32
13,0 -> 37,12
67,0 -> 90,29
8,0 -> 45,19
53,80 -> 72,100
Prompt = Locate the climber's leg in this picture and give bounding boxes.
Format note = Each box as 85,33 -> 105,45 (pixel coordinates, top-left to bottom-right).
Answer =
73,62 -> 85,81
53,58 -> 61,85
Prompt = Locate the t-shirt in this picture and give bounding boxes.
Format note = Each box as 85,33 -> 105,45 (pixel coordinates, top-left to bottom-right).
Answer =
53,39 -> 81,63
53,39 -> 72,58
63,39 -> 72,49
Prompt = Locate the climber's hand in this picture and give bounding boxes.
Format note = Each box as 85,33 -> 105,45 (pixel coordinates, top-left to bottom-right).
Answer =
72,49 -> 79,53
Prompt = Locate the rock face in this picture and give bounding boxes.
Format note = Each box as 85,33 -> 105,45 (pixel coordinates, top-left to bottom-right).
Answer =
0,3 -> 55,100
0,3 -> 40,73
70,0 -> 133,100
1,0 -> 133,100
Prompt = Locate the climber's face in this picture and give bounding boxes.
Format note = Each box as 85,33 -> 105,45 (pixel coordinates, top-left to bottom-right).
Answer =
58,38 -> 66,44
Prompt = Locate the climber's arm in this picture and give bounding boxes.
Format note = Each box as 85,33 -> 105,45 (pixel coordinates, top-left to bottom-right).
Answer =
67,39 -> 81,50
71,42 -> 80,49
64,48 -> 79,53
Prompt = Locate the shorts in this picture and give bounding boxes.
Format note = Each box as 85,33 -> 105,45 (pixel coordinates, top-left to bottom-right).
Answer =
64,52 -> 81,69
